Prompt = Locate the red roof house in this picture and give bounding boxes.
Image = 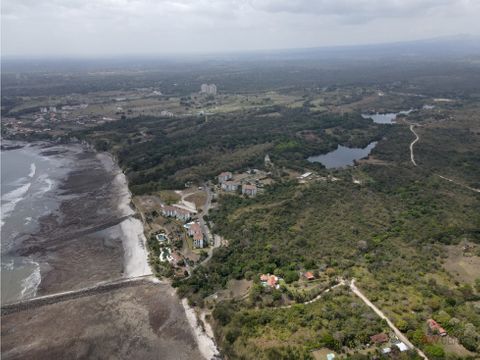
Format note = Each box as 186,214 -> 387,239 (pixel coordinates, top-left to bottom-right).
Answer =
427,319 -> 447,336
370,333 -> 389,344
303,271 -> 315,280
267,275 -> 279,288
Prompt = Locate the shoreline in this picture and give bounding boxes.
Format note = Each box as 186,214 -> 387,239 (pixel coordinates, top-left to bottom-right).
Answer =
1,142 -> 75,303
2,141 -> 220,359
99,149 -> 220,359
97,151 -> 152,278
182,299 -> 220,360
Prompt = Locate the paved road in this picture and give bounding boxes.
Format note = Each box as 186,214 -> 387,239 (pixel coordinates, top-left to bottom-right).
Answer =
350,279 -> 429,360
409,124 -> 420,166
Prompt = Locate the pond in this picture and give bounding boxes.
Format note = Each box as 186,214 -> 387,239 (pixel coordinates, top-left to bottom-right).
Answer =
361,109 -> 413,124
307,142 -> 377,169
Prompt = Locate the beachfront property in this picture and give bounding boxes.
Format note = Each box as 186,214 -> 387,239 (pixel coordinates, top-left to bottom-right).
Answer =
187,222 -> 204,248
242,183 -> 257,196
161,205 -> 193,222
221,180 -> 239,192
156,233 -> 169,243
218,171 -> 233,184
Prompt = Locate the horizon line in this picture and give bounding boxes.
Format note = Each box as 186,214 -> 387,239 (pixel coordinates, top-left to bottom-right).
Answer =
2,33 -> 479,61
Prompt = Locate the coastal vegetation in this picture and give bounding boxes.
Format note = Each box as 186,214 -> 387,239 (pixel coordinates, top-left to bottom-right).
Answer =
2,57 -> 479,360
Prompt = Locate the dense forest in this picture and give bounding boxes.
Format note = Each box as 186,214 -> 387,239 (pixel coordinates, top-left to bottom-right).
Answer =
79,107 -> 387,193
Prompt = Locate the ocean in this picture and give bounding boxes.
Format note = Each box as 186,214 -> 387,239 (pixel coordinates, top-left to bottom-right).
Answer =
1,142 -> 71,303
1,141 -> 151,304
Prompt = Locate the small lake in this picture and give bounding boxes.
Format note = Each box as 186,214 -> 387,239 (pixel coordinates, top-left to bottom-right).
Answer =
361,109 -> 413,124
307,141 -> 377,169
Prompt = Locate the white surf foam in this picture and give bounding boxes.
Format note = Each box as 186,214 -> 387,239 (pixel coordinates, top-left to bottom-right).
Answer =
28,163 -> 36,178
2,259 -> 15,271
20,259 -> 41,299
1,182 -> 32,227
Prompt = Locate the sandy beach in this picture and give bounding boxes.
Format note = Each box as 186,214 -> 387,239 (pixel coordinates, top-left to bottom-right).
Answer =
182,299 -> 220,360
1,144 -> 210,360
1,281 -> 204,360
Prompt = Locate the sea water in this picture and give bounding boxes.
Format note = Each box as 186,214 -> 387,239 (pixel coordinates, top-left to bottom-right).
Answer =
1,143 -> 70,303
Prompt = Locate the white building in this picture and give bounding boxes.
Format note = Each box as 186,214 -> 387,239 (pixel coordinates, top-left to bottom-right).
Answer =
200,83 -> 217,95
218,171 -> 233,184
221,181 -> 239,192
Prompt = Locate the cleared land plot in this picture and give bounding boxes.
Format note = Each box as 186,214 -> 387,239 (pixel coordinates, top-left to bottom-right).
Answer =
443,244 -> 480,285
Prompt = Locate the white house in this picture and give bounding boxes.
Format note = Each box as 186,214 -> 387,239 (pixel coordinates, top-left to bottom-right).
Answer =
218,171 -> 233,184
221,181 -> 239,192
242,184 -> 257,196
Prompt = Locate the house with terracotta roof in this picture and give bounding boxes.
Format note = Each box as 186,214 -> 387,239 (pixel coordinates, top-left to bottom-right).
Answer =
260,274 -> 269,282
267,275 -> 279,288
260,274 -> 279,288
242,184 -> 257,196
303,271 -> 315,281
188,222 -> 204,248
427,319 -> 447,336
170,252 -> 183,266
218,172 -> 233,184
370,333 -> 389,344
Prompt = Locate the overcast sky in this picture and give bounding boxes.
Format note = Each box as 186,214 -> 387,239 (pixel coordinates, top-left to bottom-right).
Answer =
2,0 -> 480,57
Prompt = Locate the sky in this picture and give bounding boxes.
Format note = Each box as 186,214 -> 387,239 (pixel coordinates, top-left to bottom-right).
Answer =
2,0 -> 480,57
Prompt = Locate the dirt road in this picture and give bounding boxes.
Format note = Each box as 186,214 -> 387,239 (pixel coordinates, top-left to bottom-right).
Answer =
350,279 -> 429,360
436,175 -> 480,194
409,124 -> 419,166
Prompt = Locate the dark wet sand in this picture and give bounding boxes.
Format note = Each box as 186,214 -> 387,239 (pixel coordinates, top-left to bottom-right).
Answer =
18,149 -> 128,294
1,282 -> 204,360
2,145 -> 205,360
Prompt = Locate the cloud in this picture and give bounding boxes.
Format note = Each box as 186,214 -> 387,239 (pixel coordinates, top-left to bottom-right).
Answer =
1,0 -> 479,56
250,0 -> 461,22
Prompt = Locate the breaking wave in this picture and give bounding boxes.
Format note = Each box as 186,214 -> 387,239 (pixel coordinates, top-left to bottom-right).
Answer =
20,259 -> 41,299
28,163 -> 36,178
1,182 -> 32,227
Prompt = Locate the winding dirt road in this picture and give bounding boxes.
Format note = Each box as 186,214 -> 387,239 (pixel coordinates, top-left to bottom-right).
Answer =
436,175 -> 480,193
409,124 -> 420,166
408,124 -> 479,194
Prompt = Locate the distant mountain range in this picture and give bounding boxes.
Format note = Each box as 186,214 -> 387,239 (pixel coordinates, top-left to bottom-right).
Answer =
2,35 -> 480,73
241,34 -> 480,60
